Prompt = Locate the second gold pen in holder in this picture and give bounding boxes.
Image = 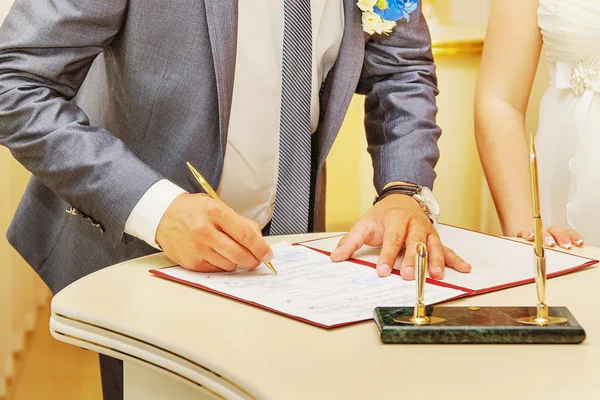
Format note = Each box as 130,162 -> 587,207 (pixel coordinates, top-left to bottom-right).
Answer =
186,162 -> 277,275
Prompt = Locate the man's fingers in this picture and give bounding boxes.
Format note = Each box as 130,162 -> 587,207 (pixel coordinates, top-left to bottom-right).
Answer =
377,211 -> 411,277
159,194 -> 270,274
247,219 -> 263,235
426,234 -> 445,279
397,221 -> 427,280
219,210 -> 273,263
184,258 -> 229,273
443,246 -> 472,273
211,231 -> 262,269
203,250 -> 238,272
178,247 -> 242,273
330,222 -> 371,262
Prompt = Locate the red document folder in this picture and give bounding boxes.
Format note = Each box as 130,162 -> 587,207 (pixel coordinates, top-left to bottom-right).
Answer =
150,240 -> 468,329
150,267 -> 349,328
151,225 -> 597,329
300,224 -> 598,299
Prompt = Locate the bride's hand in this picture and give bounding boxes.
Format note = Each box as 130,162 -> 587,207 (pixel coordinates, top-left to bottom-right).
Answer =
517,226 -> 584,250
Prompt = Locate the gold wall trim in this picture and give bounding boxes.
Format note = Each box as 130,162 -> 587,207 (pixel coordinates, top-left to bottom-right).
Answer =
432,40 -> 484,57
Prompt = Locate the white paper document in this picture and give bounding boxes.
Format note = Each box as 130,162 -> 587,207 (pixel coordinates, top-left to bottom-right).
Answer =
302,224 -> 597,293
153,242 -> 466,328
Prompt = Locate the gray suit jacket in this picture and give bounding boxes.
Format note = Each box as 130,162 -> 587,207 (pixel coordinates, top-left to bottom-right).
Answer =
0,0 -> 440,294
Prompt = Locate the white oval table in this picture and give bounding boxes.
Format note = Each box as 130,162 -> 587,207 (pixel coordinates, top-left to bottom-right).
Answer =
50,233 -> 600,399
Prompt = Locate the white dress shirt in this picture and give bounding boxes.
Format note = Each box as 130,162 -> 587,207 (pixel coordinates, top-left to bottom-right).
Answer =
125,1 -> 344,249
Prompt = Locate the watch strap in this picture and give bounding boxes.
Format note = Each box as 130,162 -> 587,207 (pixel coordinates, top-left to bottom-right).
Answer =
374,184 -> 419,205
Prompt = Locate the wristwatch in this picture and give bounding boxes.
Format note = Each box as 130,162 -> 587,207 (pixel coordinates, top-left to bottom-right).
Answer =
374,184 -> 440,224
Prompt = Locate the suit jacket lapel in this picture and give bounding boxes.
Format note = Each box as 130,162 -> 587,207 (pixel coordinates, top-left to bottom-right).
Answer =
204,0 -> 238,154
315,0 -> 365,170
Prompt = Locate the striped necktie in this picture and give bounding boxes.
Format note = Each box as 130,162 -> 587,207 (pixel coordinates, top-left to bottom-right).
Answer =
269,0 -> 313,235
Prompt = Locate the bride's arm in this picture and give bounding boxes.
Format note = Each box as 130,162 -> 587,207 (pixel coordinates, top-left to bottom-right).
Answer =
475,0 -> 542,238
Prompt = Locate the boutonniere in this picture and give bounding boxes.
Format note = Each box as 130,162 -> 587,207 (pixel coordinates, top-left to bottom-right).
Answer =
358,0 -> 419,35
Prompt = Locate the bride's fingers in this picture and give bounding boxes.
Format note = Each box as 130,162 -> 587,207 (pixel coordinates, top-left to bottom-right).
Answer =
541,229 -> 556,247
567,229 -> 584,247
548,225 -> 572,249
517,231 -> 535,241
517,228 -> 578,249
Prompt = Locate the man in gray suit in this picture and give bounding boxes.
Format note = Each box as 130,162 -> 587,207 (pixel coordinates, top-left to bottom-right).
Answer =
0,0 -> 471,398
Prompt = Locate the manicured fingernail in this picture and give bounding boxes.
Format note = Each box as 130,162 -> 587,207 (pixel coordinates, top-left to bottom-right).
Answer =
432,266 -> 443,278
575,239 -> 584,246
405,266 -> 414,279
377,264 -> 391,276
560,242 -> 572,250
527,232 -> 534,240
544,236 -> 556,247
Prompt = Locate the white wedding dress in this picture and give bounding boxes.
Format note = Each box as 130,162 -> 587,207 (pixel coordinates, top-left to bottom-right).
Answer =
536,0 -> 600,246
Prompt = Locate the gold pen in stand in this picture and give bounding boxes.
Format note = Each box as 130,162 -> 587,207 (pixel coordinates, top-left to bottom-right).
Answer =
185,162 -> 278,275
529,135 -> 545,260
528,134 -> 546,311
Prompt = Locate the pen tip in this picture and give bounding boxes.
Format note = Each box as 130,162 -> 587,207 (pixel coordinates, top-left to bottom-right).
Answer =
265,263 -> 278,275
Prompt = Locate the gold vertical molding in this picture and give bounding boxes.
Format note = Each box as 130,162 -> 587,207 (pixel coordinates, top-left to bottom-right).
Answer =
432,39 -> 484,57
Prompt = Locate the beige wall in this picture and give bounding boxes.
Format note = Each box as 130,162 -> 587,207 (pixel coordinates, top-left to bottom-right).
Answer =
0,149 -> 48,397
0,1 -> 51,397
433,0 -> 492,26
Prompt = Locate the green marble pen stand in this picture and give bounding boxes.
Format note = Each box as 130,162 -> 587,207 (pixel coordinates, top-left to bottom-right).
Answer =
373,306 -> 585,344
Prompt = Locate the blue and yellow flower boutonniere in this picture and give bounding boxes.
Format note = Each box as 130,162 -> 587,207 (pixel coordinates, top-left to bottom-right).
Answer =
358,0 -> 419,35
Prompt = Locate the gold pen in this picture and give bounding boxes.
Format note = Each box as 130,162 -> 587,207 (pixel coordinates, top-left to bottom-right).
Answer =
185,162 -> 278,275
528,134 -> 545,259
529,133 -> 548,320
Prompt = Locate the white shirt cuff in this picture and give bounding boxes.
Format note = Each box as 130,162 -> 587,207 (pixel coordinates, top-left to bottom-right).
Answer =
125,180 -> 188,250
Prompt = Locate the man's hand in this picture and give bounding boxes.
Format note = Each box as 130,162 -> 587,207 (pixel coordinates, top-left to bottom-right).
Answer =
155,193 -> 273,272
330,194 -> 471,280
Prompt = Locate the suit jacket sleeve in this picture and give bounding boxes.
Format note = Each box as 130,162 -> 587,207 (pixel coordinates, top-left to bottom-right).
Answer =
0,0 -> 163,245
356,4 -> 441,192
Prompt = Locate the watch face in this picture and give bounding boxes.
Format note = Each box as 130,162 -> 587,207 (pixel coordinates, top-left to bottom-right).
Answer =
420,187 -> 440,217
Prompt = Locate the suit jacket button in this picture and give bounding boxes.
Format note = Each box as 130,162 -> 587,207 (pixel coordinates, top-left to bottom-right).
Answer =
66,206 -> 79,216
